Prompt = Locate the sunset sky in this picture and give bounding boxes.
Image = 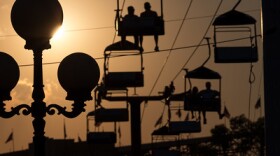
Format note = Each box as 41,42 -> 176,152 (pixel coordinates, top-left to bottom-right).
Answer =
0,0 -> 262,153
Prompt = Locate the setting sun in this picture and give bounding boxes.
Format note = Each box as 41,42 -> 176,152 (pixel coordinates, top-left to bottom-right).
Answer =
52,26 -> 64,41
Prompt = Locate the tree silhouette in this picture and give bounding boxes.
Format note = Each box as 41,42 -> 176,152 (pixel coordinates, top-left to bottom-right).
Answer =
209,114 -> 265,155
188,143 -> 218,156
230,114 -> 253,155
211,124 -> 232,156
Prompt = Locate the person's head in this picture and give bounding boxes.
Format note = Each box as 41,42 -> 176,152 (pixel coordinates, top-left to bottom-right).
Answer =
127,6 -> 135,15
205,81 -> 211,89
144,2 -> 151,10
192,86 -> 198,94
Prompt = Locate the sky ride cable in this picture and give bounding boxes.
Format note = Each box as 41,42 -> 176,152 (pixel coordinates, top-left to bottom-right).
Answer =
171,0 -> 223,82
112,0 -> 126,45
0,9 -> 260,38
140,0 -> 194,123
17,35 -> 261,67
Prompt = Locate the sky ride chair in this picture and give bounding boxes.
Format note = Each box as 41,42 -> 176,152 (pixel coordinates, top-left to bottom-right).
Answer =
212,0 -> 258,63
183,67 -> 222,119
184,38 -> 224,124
115,0 -> 165,51
102,39 -> 144,94
151,82 -> 201,149
86,111 -> 117,145
161,82 -> 201,134
87,83 -> 128,150
85,112 -> 120,156
87,86 -> 128,145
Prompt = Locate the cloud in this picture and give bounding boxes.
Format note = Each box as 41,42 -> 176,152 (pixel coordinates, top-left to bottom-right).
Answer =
7,78 -> 68,109
44,79 -> 65,103
11,78 -> 66,103
10,79 -> 33,104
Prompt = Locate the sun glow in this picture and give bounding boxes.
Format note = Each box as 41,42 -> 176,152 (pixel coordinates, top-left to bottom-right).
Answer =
52,26 -> 64,41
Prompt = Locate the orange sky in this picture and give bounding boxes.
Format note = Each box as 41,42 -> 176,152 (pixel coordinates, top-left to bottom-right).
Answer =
0,0 -> 262,153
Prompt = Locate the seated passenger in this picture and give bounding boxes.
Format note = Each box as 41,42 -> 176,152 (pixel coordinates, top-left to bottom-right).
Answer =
95,82 -> 107,108
199,81 -> 219,99
139,2 -> 159,52
198,82 -> 220,124
190,86 -> 199,118
121,6 -> 140,47
189,86 -> 205,124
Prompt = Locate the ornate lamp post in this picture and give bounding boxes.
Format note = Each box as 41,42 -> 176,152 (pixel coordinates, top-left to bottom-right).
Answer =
0,0 -> 100,156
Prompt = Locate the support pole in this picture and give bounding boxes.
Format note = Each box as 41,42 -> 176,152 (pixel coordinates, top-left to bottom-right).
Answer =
262,0 -> 280,155
104,96 -> 164,156
129,99 -> 142,156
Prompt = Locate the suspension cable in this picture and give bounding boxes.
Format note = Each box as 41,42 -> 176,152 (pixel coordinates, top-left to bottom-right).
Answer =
171,0 -> 223,81
141,0 -> 194,122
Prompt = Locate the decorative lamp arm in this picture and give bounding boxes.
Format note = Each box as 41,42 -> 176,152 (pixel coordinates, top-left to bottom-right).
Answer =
0,101 -> 31,118
46,101 -> 86,118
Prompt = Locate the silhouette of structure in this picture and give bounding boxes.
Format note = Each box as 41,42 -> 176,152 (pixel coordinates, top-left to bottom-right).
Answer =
0,1 -> 100,156
0,136 -> 215,156
262,0 -> 280,155
0,0 -> 270,155
0,138 -> 117,156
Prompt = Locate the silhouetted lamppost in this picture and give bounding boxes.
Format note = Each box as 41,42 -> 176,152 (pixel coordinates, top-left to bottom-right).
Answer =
0,1 -> 100,156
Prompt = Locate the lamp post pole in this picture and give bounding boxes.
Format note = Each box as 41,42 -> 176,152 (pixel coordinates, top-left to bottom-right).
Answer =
31,49 -> 46,156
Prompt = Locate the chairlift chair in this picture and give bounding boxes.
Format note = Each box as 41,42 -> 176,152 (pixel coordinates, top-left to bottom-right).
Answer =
103,40 -> 144,89
169,121 -> 201,133
91,41 -> 142,124
151,125 -> 180,144
184,66 -> 222,114
93,83 -> 129,123
93,98 -> 129,123
86,111 -> 117,144
151,121 -> 201,145
115,0 -> 165,37
212,1 -> 258,63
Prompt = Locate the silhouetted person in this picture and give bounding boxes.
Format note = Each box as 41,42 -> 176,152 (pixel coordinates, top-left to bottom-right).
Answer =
121,6 -> 139,46
199,81 -> 220,124
199,82 -> 219,99
162,81 -> 175,104
95,82 -> 107,108
161,82 -> 175,123
139,2 -> 159,51
169,81 -> 175,94
190,86 -> 199,119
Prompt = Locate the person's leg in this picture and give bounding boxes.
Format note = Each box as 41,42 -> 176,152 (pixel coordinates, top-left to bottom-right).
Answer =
139,35 -> 144,52
218,111 -> 224,119
191,111 -> 195,119
202,111 -> 207,124
154,35 -> 159,51
133,35 -> 139,47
